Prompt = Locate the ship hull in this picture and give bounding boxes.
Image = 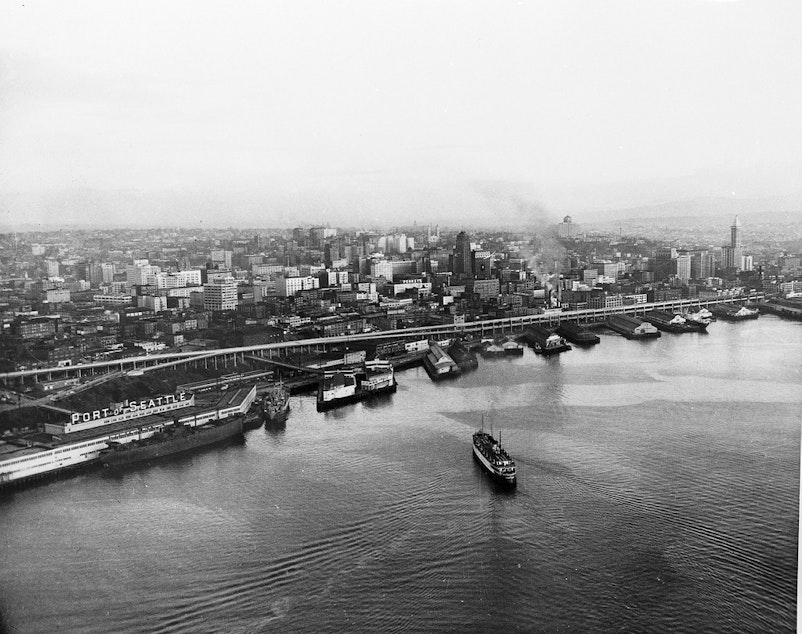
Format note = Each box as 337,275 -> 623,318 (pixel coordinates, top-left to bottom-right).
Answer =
100,417 -> 244,468
530,342 -> 571,355
316,381 -> 396,412
264,400 -> 290,422
605,320 -> 662,339
644,320 -> 697,333
472,445 -> 516,486
556,324 -> 600,346
682,318 -> 710,331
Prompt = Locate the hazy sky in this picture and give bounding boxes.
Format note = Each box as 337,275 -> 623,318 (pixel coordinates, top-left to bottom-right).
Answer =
1,0 -> 801,228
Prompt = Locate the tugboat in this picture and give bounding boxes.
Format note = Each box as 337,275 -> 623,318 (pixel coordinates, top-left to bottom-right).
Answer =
472,420 -> 516,486
262,383 -> 290,422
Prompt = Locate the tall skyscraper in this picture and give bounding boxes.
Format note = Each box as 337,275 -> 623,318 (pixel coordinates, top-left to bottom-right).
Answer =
690,250 -> 714,280
723,216 -> 743,271
453,231 -> 473,278
731,216 -> 741,249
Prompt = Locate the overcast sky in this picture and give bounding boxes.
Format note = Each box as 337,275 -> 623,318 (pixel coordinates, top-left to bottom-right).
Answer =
1,0 -> 801,228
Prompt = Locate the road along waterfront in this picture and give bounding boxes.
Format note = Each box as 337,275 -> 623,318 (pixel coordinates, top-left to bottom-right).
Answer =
0,315 -> 798,633
0,295 -> 764,385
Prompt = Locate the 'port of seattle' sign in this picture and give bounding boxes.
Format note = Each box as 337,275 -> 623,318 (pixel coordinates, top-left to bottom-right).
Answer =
49,392 -> 195,435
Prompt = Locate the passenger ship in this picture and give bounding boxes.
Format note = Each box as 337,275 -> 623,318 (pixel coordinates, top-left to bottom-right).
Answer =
472,426 -> 517,486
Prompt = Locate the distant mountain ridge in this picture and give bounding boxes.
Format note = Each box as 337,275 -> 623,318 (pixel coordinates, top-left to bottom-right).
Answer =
575,196 -> 802,225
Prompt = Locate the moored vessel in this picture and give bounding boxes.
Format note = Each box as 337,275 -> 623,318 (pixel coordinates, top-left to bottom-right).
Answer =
1,386 -> 256,489
556,322 -> 600,346
711,303 -> 759,321
473,426 -> 516,486
316,360 -> 397,411
522,324 -> 571,355
262,383 -> 290,422
679,307 -> 713,331
99,416 -> 244,468
643,310 -> 698,333
605,314 -> 661,339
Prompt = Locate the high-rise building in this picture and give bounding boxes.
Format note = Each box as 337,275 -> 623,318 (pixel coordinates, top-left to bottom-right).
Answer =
741,254 -> 754,272
690,251 -> 714,280
126,261 -> 160,287
453,231 -> 473,278
474,251 -> 493,279
723,216 -> 744,271
101,263 -> 115,284
203,276 -> 238,311
276,275 -> 320,297
155,269 -> 202,289
557,215 -> 582,239
731,216 -> 741,249
654,247 -> 677,280
675,253 -> 692,282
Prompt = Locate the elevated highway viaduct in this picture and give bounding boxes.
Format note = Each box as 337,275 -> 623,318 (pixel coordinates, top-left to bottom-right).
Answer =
0,294 -> 762,388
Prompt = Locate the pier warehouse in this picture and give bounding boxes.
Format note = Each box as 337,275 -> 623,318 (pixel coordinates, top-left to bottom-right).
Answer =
0,386 -> 256,488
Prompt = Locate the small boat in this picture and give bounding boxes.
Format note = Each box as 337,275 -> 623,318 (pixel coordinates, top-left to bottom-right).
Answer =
472,421 -> 516,486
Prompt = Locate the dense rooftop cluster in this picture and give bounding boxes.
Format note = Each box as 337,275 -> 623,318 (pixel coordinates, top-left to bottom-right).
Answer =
0,217 -> 799,374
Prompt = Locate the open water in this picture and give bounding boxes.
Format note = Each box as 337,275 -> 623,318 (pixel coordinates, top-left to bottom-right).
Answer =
0,316 -> 800,633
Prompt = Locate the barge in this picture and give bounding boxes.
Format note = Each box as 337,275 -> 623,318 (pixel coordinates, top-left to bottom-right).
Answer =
711,303 -> 759,321
605,314 -> 661,339
522,324 -> 571,355
643,310 -> 698,333
556,322 -> 600,346
678,307 -> 713,331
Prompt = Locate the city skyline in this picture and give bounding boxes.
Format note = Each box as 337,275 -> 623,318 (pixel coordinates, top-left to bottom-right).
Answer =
2,1 -> 802,230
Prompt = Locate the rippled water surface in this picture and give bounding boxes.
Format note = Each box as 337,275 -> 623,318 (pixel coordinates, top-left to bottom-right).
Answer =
1,316 -> 800,633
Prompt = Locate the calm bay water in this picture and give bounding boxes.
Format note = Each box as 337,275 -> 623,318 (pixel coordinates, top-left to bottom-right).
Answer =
1,316 -> 800,633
